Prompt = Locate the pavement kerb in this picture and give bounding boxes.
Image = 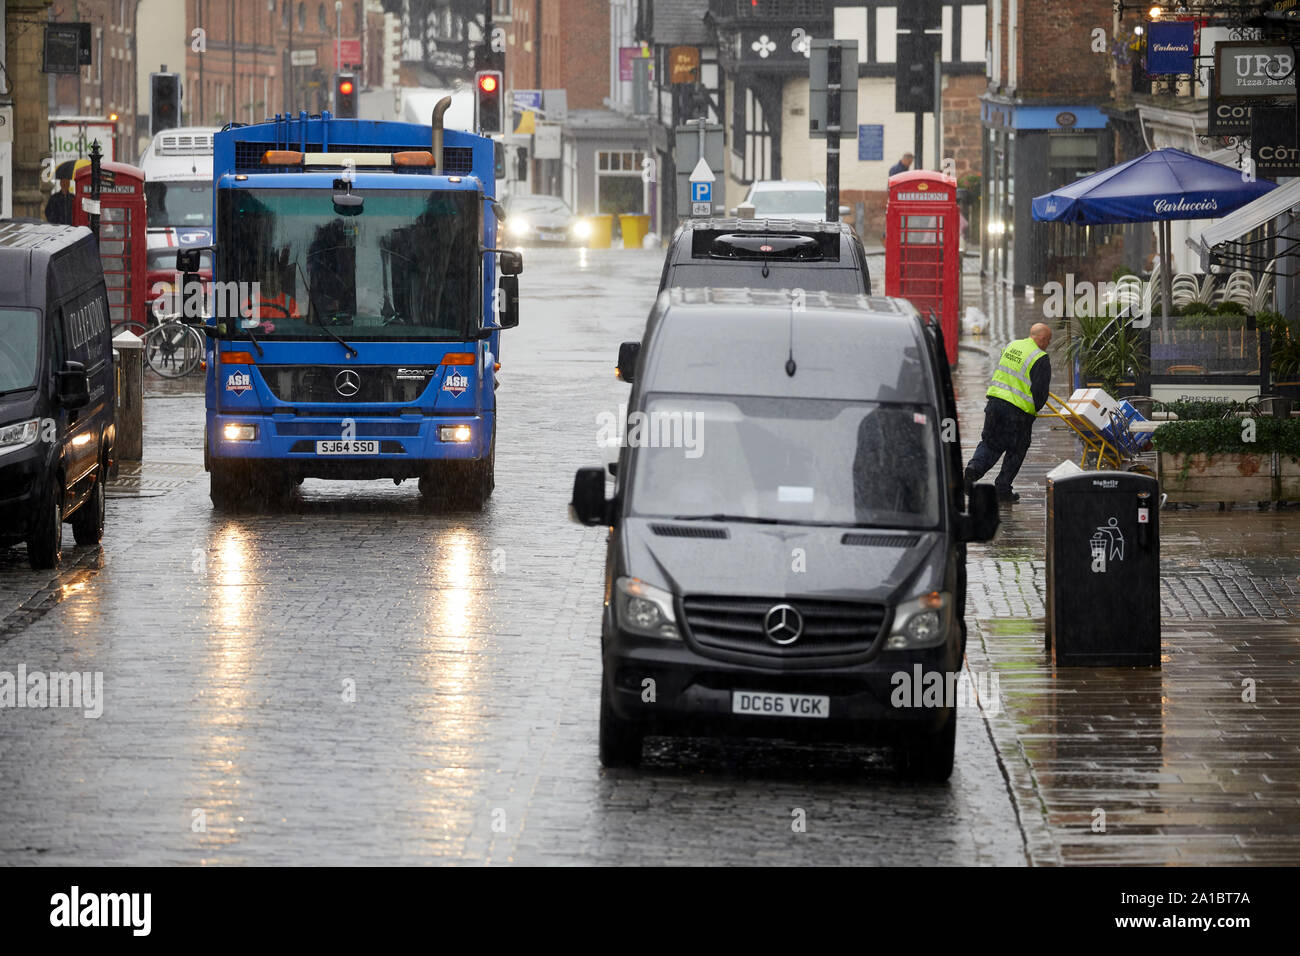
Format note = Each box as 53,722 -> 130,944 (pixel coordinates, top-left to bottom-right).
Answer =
966,631 -> 1064,867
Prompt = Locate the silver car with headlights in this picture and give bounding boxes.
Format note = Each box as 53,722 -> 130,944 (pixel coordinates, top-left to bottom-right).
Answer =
504,194 -> 589,245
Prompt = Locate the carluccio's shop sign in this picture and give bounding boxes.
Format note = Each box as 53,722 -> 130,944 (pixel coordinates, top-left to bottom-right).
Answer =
1214,42 -> 1297,100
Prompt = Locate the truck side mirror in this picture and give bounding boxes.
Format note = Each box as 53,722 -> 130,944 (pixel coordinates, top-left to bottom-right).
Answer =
176,247 -> 206,272
570,466 -> 611,526
57,360 -> 90,409
497,274 -> 519,329
616,341 -> 640,383
962,483 -> 999,542
499,250 -> 523,276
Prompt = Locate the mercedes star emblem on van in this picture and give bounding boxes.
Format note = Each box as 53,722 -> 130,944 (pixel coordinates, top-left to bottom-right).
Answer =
334,369 -> 360,397
764,604 -> 804,645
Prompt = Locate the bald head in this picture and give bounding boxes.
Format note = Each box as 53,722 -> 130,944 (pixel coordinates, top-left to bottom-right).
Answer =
1029,323 -> 1052,349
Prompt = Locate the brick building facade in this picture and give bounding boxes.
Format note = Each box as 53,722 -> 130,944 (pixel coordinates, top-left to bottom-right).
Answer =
502,0 -> 608,111
980,0 -> 1118,288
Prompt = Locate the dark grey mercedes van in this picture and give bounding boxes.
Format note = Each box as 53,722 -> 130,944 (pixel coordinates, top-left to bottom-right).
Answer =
570,288 -> 997,779
0,221 -> 115,569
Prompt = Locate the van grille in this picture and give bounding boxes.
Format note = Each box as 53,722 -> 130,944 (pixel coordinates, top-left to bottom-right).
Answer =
681,595 -> 887,659
650,524 -> 728,539
840,533 -> 920,548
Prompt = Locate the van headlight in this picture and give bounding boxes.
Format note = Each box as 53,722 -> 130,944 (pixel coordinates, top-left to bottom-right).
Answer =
0,418 -> 42,456
572,219 -> 592,239
614,577 -> 680,640
508,216 -> 529,236
886,591 -> 950,649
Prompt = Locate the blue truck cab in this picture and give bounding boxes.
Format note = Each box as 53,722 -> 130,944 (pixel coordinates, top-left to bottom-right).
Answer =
191,108 -> 520,509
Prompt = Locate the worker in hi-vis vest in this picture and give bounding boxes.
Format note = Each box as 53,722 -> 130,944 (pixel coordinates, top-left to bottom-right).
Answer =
964,323 -> 1053,503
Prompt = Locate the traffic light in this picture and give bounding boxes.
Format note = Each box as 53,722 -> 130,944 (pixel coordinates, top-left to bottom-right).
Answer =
150,73 -> 180,135
895,32 -> 941,113
476,70 -> 503,134
334,73 -> 357,118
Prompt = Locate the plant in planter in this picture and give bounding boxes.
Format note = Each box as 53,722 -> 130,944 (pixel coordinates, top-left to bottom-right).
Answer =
1064,313 -> 1149,394
1261,311 -> 1300,396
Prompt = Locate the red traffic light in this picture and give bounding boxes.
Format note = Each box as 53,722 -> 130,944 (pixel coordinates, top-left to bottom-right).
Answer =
339,79 -> 354,95
478,74 -> 498,94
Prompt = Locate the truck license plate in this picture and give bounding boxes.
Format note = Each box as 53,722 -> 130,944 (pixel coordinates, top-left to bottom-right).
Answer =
316,440 -> 379,455
732,691 -> 829,719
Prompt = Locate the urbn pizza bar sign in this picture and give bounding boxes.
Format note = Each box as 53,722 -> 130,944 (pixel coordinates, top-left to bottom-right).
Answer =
1214,41 -> 1297,100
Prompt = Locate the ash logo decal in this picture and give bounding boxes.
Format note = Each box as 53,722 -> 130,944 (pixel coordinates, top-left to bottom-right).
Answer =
224,371 -> 251,395
442,372 -> 470,397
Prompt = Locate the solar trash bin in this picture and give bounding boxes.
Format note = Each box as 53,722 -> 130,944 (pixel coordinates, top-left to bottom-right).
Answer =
1046,470 -> 1160,667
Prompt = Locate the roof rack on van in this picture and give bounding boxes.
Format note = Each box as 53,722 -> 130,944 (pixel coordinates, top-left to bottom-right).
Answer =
689,222 -> 841,262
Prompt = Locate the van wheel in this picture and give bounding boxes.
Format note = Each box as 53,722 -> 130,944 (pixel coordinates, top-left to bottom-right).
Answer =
599,680 -> 643,768
209,461 -> 248,511
27,488 -> 63,570
71,470 -> 106,545
895,709 -> 956,782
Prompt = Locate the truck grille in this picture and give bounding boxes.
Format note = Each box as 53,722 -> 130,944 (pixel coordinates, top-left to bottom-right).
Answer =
681,595 -> 888,659
260,365 -> 438,404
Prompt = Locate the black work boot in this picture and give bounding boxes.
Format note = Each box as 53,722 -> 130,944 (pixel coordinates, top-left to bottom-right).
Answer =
995,486 -> 1020,503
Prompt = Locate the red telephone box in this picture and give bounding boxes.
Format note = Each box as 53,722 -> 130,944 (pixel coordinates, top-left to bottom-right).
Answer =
885,171 -> 960,366
72,161 -> 147,335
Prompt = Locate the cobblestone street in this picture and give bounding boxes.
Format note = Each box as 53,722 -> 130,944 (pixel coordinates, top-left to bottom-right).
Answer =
0,249 -> 1296,865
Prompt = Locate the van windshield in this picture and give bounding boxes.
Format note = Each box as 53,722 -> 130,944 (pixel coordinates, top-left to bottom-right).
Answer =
629,394 -> 942,529
670,264 -> 864,294
0,308 -> 40,393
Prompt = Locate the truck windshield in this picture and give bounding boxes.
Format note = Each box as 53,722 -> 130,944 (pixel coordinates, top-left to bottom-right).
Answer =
630,394 -> 941,529
0,308 -> 40,393
145,181 -> 213,228
218,187 -> 480,341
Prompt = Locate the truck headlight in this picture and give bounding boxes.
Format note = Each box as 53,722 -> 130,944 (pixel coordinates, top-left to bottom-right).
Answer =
0,418 -> 42,456
614,577 -> 680,640
438,424 -> 472,442
886,591 -> 950,649
222,423 -> 257,441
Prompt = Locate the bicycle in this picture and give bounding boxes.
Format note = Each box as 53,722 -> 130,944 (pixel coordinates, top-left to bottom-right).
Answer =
141,315 -> 205,377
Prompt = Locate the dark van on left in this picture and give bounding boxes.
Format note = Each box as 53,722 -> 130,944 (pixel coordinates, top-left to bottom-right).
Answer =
0,221 -> 115,569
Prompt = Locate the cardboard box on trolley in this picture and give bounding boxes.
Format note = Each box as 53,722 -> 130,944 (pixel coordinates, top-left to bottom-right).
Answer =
1066,387 -> 1120,431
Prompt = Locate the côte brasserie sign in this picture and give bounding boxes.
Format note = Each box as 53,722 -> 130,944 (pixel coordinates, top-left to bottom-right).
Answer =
1214,41 -> 1297,100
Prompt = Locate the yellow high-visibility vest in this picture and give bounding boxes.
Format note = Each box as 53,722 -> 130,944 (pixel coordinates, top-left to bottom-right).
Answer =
987,336 -> 1046,414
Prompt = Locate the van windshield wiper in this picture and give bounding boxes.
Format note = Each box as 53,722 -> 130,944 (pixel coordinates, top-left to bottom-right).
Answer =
669,514 -> 781,524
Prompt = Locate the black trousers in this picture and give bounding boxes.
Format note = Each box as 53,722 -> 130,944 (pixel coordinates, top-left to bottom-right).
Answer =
965,398 -> 1035,492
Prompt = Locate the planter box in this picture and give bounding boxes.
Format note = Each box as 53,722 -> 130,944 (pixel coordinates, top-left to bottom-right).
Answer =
1158,451 -> 1300,502
1280,454 -> 1300,500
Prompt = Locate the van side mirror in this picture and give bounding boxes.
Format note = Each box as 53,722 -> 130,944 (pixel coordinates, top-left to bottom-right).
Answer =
962,483 -> 999,542
497,274 -> 519,329
57,360 -> 90,409
736,202 -> 756,220
616,341 -> 640,383
570,467 -> 612,526
499,250 -> 523,276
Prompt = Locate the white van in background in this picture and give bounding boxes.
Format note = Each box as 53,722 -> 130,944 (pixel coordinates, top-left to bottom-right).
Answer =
137,126 -> 218,256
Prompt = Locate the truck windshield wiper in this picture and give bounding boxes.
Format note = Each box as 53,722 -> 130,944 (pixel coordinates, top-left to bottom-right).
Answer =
295,261 -> 358,358
238,321 -> 265,357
